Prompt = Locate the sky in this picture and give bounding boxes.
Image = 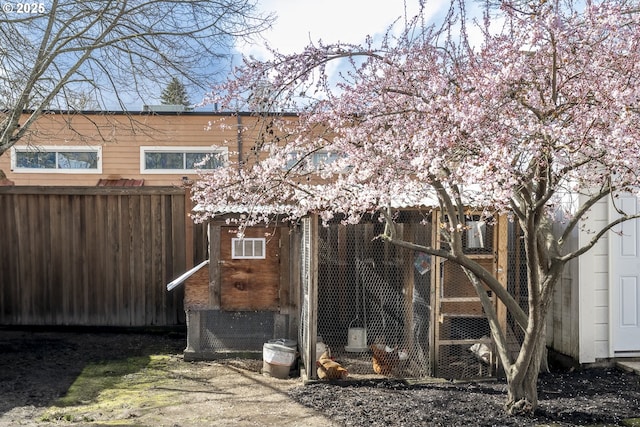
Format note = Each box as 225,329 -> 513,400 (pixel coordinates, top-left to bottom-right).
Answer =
234,0 -> 448,60
193,0 -> 492,111
137,1 -> 450,109
189,0 -> 450,110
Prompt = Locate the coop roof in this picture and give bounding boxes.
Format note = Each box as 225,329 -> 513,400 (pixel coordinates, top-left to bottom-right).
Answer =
193,195 -> 440,216
192,185 -> 487,216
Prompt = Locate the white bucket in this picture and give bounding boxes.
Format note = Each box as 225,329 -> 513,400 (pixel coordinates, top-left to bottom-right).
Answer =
348,327 -> 367,348
268,339 -> 297,350
263,343 -> 296,379
263,343 -> 296,365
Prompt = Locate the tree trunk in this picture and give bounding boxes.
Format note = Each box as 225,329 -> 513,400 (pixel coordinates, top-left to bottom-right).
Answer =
504,329 -> 546,415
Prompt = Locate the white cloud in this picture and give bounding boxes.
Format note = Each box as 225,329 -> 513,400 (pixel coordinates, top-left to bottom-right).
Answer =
237,0 -> 448,59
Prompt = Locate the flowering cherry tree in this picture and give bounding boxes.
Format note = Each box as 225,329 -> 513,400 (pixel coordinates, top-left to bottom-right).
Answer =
193,1 -> 640,414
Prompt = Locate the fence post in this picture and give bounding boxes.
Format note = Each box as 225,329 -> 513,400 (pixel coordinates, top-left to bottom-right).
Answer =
302,214 -> 319,380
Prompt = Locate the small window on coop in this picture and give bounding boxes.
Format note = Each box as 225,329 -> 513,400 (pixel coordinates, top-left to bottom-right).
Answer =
232,238 -> 266,259
463,218 -> 493,254
467,221 -> 485,248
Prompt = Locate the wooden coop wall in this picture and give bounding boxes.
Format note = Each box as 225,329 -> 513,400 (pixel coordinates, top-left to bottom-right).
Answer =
185,266 -> 210,310
219,226 -> 282,311
183,223 -> 300,360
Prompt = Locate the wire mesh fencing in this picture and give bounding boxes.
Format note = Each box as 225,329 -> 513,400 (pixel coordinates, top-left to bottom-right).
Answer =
314,214 -> 433,378
301,213 -> 527,380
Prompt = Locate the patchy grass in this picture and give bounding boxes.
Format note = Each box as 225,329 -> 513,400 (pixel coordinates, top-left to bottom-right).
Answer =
54,356 -> 150,407
40,355 -> 182,424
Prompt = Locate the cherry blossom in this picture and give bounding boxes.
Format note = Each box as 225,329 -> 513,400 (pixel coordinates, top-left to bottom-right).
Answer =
193,1 -> 640,415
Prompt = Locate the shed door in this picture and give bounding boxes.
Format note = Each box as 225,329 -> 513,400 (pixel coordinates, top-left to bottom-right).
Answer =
219,226 -> 281,311
610,195 -> 640,353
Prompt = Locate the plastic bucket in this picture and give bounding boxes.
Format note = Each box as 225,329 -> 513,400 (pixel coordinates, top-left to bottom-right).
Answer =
268,338 -> 297,350
263,343 -> 296,379
348,327 -> 367,348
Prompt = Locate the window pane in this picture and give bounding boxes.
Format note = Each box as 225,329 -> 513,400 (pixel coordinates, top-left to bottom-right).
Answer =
57,152 -> 98,169
244,240 -> 254,257
254,240 -> 264,257
313,152 -> 340,168
232,237 -> 266,259
185,152 -> 223,170
234,239 -> 244,257
145,152 -> 184,169
285,152 -> 299,170
312,152 -> 328,166
16,151 -> 56,168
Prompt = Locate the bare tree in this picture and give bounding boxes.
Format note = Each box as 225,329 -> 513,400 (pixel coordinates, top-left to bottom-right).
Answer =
0,0 -> 273,160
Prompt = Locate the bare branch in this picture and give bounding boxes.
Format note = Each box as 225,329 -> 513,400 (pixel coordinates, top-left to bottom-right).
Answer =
0,0 -> 274,156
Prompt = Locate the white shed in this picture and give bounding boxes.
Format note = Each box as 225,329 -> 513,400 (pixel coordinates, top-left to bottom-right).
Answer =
549,193 -> 640,364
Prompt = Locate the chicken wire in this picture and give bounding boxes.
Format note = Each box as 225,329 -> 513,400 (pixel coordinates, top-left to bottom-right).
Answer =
300,214 -> 527,380
507,220 -> 528,361
314,215 -> 434,378
198,310 -> 277,352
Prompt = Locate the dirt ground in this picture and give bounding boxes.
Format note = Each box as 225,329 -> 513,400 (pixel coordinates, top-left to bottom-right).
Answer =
1,328 -> 639,427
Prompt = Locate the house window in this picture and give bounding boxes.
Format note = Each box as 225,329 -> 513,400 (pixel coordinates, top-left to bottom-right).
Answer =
140,146 -> 227,174
285,150 -> 344,171
231,238 -> 266,259
11,146 -> 102,173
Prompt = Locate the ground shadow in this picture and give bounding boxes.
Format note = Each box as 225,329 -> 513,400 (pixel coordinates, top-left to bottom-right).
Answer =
0,327 -> 185,417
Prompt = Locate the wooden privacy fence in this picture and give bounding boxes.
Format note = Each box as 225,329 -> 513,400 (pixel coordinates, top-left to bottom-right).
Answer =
0,186 -> 207,326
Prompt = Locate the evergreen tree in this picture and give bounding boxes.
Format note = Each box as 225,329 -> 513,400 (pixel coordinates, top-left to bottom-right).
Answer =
160,77 -> 190,106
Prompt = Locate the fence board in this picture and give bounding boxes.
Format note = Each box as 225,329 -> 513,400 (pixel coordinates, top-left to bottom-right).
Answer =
0,186 -> 205,326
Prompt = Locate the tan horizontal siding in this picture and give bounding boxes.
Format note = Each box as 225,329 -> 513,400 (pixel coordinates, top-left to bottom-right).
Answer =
0,112 -> 291,186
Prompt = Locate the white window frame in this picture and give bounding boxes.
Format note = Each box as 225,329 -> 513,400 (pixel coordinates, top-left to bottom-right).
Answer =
285,150 -> 345,171
11,145 -> 102,174
231,238 -> 266,259
140,146 -> 228,174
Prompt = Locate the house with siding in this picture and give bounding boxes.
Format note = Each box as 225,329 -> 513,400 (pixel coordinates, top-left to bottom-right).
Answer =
0,110 -> 288,186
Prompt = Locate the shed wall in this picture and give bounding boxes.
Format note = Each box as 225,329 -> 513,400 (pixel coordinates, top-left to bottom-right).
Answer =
577,198 -> 611,362
547,206 -> 581,361
546,196 -> 612,364
548,197 -> 610,363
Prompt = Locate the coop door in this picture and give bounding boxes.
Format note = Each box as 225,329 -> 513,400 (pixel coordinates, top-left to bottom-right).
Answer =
434,215 -> 497,378
219,226 -> 280,311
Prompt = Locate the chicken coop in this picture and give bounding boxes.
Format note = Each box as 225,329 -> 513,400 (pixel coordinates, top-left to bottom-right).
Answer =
299,211 -> 524,380
170,208 -> 525,380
